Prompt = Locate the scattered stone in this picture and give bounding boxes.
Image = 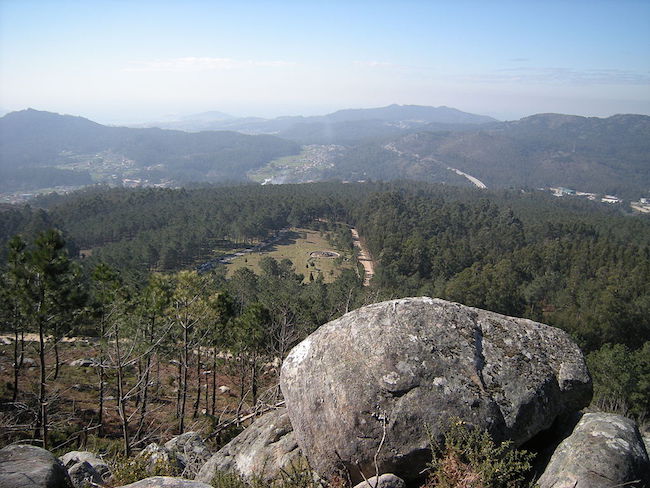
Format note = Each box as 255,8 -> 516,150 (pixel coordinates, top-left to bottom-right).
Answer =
21,357 -> 36,367
195,408 -> 301,482
67,461 -> 102,488
69,358 -> 95,367
0,444 -> 72,488
537,413 -> 650,488
164,432 -> 212,477
115,476 -> 212,488
280,297 -> 592,483
218,386 -> 231,394
60,450 -> 111,480
352,474 -> 405,488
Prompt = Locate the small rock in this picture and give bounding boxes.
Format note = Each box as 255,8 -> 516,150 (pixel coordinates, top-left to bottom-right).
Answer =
69,359 -> 95,367
217,386 -> 231,394
164,432 -> 212,477
352,474 -> 406,488
0,444 -> 72,488
60,450 -> 110,480
537,413 -> 650,488
195,408 -> 300,482
115,476 -> 212,488
68,461 -> 102,488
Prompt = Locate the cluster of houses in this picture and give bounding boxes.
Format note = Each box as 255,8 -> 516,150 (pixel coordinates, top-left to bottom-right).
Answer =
548,187 -> 650,213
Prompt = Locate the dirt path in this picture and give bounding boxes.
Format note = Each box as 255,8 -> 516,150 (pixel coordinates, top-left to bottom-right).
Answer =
351,228 -> 375,286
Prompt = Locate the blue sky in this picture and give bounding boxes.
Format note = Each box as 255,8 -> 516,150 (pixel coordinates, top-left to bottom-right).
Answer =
1,0 -> 649,123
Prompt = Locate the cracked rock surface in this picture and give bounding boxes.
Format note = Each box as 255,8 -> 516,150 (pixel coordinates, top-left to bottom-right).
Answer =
280,297 -> 592,483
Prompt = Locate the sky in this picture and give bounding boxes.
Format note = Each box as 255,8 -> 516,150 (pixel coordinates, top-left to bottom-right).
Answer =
1,0 -> 649,123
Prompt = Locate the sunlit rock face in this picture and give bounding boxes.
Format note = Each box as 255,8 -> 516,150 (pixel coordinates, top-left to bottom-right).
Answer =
280,297 -> 592,483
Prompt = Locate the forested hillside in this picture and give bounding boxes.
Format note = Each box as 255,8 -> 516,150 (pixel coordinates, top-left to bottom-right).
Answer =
0,182 -> 648,456
387,114 -> 650,198
0,109 -> 300,191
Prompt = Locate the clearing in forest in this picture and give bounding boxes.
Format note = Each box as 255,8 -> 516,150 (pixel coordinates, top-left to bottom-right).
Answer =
225,228 -> 354,283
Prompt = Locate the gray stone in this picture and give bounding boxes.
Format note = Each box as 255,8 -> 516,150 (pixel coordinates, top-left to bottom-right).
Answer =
537,413 -> 650,488
164,432 -> 212,477
352,474 -> 405,488
0,444 -> 72,488
67,461 -> 102,488
116,476 -> 212,488
60,450 -> 111,480
195,408 -> 301,483
280,297 -> 592,483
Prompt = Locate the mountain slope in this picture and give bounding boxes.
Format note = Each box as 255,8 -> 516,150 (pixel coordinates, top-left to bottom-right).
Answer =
0,109 -> 300,191
383,113 -> 650,198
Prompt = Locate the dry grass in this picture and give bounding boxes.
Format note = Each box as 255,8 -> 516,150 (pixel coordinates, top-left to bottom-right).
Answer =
226,228 -> 354,284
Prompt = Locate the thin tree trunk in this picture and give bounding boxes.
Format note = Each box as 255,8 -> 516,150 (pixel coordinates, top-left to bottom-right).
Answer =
211,347 -> 217,416
12,325 -> 24,402
53,341 -> 60,380
179,323 -> 189,433
251,355 -> 258,408
192,346 -> 201,418
136,318 -> 154,441
98,319 -> 105,436
115,324 -> 130,456
38,320 -> 48,449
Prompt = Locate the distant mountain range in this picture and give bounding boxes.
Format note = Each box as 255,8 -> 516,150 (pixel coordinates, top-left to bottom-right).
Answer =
135,104 -> 498,143
0,107 -> 648,199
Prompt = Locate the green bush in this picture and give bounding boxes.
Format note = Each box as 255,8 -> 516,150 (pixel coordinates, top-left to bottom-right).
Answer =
110,454 -> 176,486
426,419 -> 535,488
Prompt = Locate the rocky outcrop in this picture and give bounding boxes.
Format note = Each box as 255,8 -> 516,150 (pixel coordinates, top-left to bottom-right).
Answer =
164,432 -> 212,477
537,413 -> 650,488
280,297 -> 592,483
0,444 -> 72,488
115,477 -> 212,488
195,408 -> 301,483
60,450 -> 111,480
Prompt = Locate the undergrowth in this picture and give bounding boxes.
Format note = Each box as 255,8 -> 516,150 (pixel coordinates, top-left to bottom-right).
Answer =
425,418 -> 535,488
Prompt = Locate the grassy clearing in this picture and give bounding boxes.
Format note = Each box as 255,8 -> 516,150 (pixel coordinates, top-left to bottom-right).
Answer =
226,228 -> 354,283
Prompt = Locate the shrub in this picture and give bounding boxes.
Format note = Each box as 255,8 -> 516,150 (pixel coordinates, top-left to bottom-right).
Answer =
426,418 -> 535,488
110,453 -> 176,486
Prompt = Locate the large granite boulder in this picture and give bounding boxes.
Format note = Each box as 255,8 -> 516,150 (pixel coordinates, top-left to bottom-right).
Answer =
60,450 -> 111,480
537,413 -> 650,488
280,297 -> 592,482
0,444 -> 72,488
195,408 -> 301,483
164,432 -> 212,477
115,477 -> 211,488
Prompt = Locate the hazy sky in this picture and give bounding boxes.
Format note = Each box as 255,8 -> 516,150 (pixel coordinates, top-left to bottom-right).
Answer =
1,0 -> 649,123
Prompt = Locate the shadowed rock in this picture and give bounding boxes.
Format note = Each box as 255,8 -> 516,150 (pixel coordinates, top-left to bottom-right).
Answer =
537,413 -> 650,488
0,444 -> 72,488
280,297 -> 592,483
